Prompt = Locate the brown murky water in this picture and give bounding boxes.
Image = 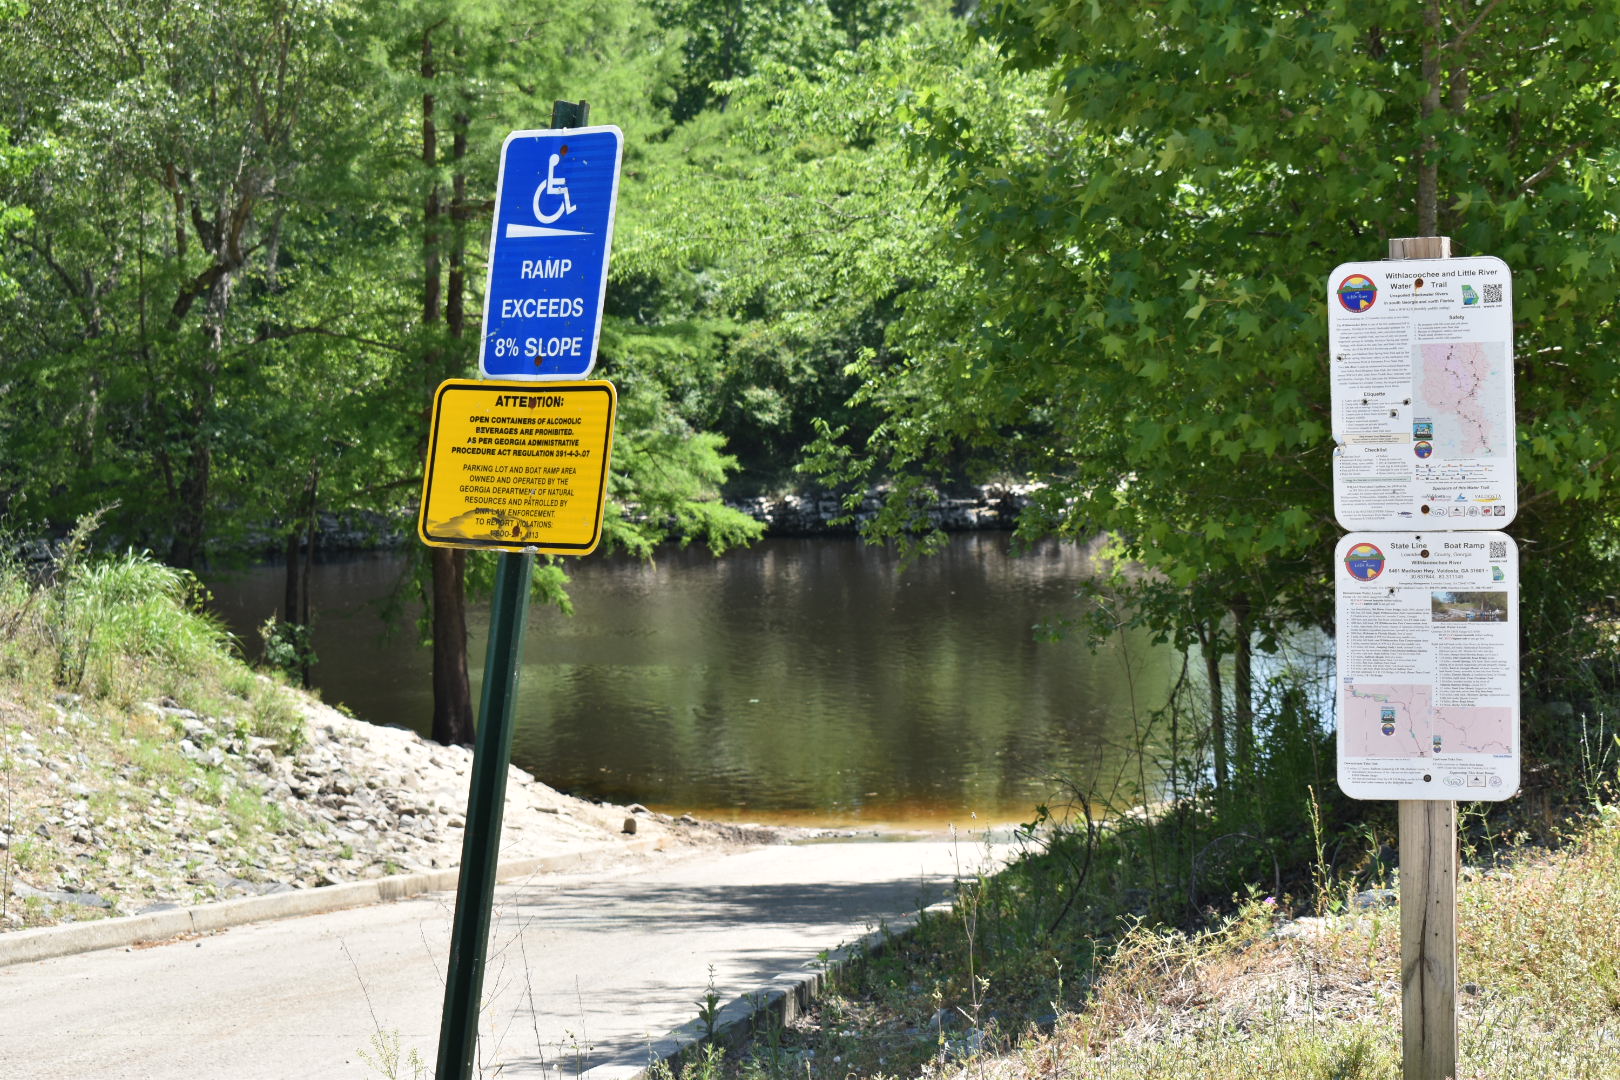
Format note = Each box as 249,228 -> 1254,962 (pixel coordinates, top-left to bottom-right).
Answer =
205,534 -> 1181,828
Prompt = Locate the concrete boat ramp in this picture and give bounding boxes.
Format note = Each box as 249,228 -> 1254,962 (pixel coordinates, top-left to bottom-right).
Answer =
0,837 -> 997,1078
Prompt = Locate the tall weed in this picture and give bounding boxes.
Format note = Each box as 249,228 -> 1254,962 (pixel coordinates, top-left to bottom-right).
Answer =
48,553 -> 234,703
1,513 -> 302,746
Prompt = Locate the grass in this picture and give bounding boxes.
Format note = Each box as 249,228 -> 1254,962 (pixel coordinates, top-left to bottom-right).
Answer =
0,514 -> 313,928
983,812 -> 1620,1080
358,1029 -> 428,1080
675,807 -> 1620,1080
669,654 -> 1620,1080
0,515 -> 305,750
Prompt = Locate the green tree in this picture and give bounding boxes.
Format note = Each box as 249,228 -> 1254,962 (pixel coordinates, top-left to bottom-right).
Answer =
0,0 -> 378,565
0,0 -> 770,748
0,125 -> 32,305
794,2 -> 1620,780
612,5 -> 956,494
366,0 -> 766,743
654,0 -> 907,120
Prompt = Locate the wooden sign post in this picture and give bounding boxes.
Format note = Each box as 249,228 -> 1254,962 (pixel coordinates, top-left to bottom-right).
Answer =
1390,235 -> 1458,1080
1399,796 -> 1457,1078
1331,233 -> 1522,1079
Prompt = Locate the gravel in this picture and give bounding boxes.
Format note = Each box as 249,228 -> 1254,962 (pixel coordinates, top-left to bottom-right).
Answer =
0,689 -> 779,930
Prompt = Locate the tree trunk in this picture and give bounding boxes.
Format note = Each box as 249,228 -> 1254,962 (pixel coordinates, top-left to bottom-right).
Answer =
1232,596 -> 1255,779
278,464 -> 318,688
422,27 -> 475,745
283,530 -> 300,622
1417,0 -> 1443,235
299,472 -> 317,688
168,209 -> 237,569
1197,621 -> 1229,791
448,104 -> 467,342
168,393 -> 214,569
422,31 -> 442,342
430,545 -> 474,745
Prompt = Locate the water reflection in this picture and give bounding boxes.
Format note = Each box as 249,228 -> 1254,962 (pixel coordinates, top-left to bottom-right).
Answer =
206,535 -> 1181,827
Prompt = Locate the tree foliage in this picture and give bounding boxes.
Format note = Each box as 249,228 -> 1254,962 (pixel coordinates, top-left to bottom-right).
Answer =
0,0 -> 389,563
793,3 -> 1620,723
6,0 -> 1617,764
0,0 -> 786,742
613,6 -> 960,493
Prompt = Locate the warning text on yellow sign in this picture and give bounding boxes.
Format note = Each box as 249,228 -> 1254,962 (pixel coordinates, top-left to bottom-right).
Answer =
418,379 -> 615,555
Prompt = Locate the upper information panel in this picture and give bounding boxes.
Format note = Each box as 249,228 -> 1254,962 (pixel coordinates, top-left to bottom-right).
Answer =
1327,257 -> 1515,531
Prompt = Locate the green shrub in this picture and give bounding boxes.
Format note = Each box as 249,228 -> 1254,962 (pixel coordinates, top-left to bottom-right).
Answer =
55,553 -> 236,701
2,512 -> 303,748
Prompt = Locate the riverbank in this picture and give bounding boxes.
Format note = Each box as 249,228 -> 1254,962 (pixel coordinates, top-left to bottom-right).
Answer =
6,484 -> 1044,566
0,685 -> 778,932
722,482 -> 1038,537
0,549 -> 778,933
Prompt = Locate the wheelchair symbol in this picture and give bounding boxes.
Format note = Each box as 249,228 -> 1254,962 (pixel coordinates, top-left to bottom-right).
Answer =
533,152 -> 577,224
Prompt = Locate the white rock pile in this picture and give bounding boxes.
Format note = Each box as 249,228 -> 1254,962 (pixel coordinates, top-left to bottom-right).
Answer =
1,692 -> 777,929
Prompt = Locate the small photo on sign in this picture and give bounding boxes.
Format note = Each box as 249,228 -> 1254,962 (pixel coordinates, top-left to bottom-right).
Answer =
1430,590 -> 1510,623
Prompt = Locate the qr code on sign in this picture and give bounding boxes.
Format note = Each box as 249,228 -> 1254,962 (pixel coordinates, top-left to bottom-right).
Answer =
1483,283 -> 1504,304
1490,541 -> 1507,559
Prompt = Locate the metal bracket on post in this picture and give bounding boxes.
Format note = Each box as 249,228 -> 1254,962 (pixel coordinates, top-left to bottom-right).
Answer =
552,99 -> 590,128
1390,234 -> 1459,1080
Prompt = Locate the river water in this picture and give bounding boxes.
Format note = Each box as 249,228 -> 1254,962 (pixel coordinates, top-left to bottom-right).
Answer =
205,534 -> 1182,828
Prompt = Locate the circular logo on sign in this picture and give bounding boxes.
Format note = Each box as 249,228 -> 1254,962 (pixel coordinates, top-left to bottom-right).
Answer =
1414,440 -> 1433,459
1337,273 -> 1377,312
1344,542 -> 1385,581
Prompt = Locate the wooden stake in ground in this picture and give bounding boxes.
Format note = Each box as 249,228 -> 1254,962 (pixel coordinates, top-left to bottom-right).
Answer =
1390,233 -> 1459,1080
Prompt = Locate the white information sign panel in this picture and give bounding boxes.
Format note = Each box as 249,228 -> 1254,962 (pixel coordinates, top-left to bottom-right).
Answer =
1335,532 -> 1520,801
1328,257 -> 1515,531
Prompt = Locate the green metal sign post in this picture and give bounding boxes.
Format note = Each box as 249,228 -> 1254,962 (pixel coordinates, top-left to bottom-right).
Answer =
432,98 -> 592,1080
433,550 -> 532,1079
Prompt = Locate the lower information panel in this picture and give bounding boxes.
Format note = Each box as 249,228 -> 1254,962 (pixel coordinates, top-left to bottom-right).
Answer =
1336,531 -> 1519,801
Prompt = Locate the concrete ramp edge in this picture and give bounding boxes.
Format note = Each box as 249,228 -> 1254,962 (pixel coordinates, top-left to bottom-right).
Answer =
0,839 -> 653,969
579,897 -> 959,1080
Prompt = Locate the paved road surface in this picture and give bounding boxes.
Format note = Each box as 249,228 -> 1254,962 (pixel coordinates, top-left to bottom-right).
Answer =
0,839 -> 995,1078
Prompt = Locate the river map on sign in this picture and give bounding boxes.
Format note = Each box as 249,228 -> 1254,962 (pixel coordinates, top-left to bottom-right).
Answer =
1414,341 -> 1510,458
1342,681 -> 1514,758
1342,683 -> 1432,758
1432,705 -> 1516,755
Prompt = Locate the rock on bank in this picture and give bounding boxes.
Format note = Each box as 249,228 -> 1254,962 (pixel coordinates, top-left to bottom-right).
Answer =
0,685 -> 773,932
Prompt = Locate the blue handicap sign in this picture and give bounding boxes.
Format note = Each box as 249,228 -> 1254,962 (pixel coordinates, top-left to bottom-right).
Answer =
480,126 -> 623,380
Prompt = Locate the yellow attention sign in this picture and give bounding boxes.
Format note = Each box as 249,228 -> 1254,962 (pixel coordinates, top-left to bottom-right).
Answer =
418,379 -> 616,555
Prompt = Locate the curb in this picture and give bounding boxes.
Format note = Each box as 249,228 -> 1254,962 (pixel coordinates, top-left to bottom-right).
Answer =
0,838 -> 655,969
578,896 -> 958,1080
